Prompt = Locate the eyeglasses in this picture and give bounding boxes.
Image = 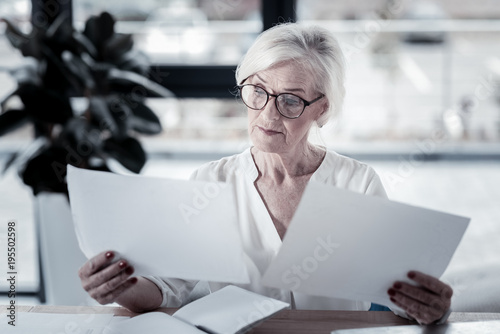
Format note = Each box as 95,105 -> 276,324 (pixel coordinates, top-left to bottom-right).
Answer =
237,84 -> 324,119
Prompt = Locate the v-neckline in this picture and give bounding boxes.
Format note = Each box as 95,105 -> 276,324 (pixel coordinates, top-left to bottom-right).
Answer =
242,147 -> 329,244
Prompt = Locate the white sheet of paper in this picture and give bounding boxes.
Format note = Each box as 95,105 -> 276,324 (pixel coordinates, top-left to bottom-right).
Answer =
67,165 -> 249,284
1,313 -> 114,334
261,182 -> 470,309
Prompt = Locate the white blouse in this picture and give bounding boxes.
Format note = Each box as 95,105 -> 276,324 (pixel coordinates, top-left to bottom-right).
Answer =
147,148 -> 388,310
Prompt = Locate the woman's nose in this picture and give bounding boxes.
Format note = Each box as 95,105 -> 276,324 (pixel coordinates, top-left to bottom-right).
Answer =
260,97 -> 280,121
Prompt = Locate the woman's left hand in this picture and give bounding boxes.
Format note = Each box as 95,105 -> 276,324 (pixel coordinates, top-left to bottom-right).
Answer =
388,270 -> 453,325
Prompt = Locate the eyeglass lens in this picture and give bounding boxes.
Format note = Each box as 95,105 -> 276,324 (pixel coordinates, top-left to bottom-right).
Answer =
240,85 -> 304,118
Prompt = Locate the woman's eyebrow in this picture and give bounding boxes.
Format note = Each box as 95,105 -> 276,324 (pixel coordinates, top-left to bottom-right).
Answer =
284,87 -> 306,94
254,74 -> 306,94
254,73 -> 267,83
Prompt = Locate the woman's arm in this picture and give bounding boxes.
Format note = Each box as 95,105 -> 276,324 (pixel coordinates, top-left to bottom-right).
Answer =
78,250 -> 162,313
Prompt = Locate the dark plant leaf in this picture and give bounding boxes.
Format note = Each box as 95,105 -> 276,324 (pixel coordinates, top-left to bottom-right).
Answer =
21,146 -> 69,195
89,163 -> 111,173
97,12 -> 116,42
61,51 -> 95,90
0,89 -> 19,112
83,12 -> 115,57
2,151 -> 19,175
1,18 -> 42,58
103,136 -> 146,173
12,136 -> 48,169
72,31 -> 98,58
0,109 -> 30,136
103,33 -> 133,61
106,95 -> 132,138
20,28 -> 42,59
17,84 -> 73,123
108,68 -> 175,98
82,16 -> 99,49
128,102 -> 162,134
1,17 -> 30,50
60,117 -> 102,156
8,60 -> 41,86
89,96 -> 118,135
116,49 -> 150,76
40,45 -> 84,92
45,12 -> 73,47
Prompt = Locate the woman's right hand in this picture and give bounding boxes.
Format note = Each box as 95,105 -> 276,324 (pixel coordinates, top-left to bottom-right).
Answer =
78,250 -> 137,305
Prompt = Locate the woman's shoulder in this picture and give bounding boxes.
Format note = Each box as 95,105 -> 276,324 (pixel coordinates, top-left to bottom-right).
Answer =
319,149 -> 386,197
321,149 -> 375,174
190,149 -> 253,183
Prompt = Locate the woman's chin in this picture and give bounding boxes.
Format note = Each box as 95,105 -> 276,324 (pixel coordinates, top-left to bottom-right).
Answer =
252,141 -> 286,154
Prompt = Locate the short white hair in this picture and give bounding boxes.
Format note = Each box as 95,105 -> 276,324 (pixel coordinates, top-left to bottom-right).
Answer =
236,23 -> 346,127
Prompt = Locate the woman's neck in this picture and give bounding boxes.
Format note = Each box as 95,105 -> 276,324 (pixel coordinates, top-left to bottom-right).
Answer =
251,143 -> 325,183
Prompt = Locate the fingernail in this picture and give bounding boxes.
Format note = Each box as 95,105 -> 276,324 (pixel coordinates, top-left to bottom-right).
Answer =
106,252 -> 114,259
408,271 -> 416,279
394,282 -> 402,289
130,277 -> 138,284
118,261 -> 126,268
125,267 -> 134,275
388,288 -> 396,296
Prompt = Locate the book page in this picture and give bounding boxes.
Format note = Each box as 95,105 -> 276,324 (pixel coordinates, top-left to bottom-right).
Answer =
67,166 -> 249,284
262,182 -> 470,312
104,312 -> 205,334
173,285 -> 289,334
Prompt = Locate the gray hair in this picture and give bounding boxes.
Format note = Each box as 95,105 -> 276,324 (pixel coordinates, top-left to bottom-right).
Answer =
236,23 -> 346,127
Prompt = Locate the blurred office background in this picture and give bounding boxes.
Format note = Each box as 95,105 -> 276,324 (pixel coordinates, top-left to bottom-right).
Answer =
0,0 -> 499,307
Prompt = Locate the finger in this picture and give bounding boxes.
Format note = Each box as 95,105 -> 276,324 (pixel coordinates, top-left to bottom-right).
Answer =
391,282 -> 446,309
407,271 -> 453,299
82,260 -> 132,291
89,265 -> 134,300
92,277 -> 138,305
390,293 -> 440,325
79,250 -> 115,279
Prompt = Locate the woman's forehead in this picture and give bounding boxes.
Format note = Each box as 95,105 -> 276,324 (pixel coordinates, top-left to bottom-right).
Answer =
251,62 -> 315,93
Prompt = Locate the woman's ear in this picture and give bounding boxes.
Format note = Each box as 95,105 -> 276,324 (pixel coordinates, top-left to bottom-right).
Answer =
316,101 -> 329,128
320,100 -> 329,116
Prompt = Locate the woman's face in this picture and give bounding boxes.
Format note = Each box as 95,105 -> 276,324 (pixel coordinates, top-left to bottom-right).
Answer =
246,61 -> 327,155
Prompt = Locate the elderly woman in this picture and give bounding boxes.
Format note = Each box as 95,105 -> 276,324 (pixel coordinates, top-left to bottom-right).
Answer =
78,23 -> 452,325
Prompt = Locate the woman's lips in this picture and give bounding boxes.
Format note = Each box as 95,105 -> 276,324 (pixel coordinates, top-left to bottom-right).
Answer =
257,126 -> 281,136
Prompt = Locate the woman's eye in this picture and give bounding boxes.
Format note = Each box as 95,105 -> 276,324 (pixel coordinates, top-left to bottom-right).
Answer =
283,96 -> 300,106
254,88 -> 266,96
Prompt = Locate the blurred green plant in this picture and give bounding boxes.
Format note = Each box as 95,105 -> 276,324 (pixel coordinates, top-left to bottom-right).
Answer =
0,12 -> 173,195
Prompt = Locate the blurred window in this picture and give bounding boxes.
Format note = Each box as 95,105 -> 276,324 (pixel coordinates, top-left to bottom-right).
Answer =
74,0 -> 262,65
296,0 -> 500,144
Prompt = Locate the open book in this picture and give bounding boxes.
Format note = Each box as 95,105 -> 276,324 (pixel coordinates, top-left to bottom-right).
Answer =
105,285 -> 289,334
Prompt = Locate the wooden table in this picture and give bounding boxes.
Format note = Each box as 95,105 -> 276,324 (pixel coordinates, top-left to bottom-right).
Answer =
4,305 -> 500,334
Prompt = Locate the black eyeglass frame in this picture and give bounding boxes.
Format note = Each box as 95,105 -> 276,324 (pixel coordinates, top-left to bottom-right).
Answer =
236,84 -> 325,119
